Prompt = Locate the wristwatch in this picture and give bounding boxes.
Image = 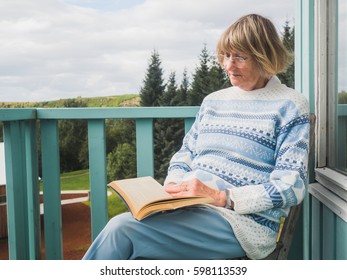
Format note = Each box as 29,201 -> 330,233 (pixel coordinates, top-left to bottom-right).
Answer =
225,189 -> 232,209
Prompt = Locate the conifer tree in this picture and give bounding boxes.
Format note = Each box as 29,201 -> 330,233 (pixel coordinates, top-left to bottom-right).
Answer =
140,50 -> 165,106
208,57 -> 230,92
278,21 -> 295,88
173,68 -> 190,105
159,72 -> 178,106
155,69 -> 189,182
154,72 -> 184,182
187,45 -> 211,105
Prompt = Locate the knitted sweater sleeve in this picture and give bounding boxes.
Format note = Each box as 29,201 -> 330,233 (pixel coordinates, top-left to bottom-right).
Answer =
230,113 -> 310,214
163,111 -> 201,184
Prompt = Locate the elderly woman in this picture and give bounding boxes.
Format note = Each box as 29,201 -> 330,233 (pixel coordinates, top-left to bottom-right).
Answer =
83,14 -> 310,260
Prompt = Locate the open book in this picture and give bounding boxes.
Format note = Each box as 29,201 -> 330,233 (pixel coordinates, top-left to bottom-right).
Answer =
108,176 -> 214,221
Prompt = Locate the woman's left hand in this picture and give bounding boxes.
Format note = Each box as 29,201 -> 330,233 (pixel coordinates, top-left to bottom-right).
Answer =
164,178 -> 226,207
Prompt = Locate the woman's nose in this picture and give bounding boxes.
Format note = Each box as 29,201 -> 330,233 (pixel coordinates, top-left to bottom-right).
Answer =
223,59 -> 236,70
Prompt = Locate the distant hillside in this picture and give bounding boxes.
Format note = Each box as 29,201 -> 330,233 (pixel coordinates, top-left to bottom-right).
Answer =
0,94 -> 141,108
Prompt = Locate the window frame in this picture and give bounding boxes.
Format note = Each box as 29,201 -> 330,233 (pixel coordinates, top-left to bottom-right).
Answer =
312,0 -> 347,222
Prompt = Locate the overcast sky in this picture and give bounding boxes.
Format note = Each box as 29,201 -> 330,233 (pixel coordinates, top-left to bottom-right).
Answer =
0,0 -> 297,102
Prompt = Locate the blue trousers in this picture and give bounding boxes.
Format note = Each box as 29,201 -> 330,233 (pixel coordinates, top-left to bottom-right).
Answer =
82,206 -> 245,260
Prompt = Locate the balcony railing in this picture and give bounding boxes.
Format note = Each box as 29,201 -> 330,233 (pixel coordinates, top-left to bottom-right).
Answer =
1,105 -> 346,260
0,106 -> 198,260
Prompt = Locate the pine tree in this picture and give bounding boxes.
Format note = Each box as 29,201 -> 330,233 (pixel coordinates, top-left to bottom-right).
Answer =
156,69 -> 189,181
155,72 -> 185,182
159,72 -> 178,106
173,68 -> 190,106
278,20 -> 295,88
208,56 -> 230,92
140,50 -> 165,107
187,45 -> 211,105
139,50 -> 168,180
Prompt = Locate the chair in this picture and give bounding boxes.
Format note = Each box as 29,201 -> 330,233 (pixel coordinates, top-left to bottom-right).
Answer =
261,113 -> 316,260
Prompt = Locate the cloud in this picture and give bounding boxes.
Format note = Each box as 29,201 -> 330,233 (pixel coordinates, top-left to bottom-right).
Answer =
0,0 -> 295,102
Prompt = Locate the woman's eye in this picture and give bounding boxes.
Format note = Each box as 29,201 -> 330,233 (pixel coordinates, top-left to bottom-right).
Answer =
235,56 -> 246,61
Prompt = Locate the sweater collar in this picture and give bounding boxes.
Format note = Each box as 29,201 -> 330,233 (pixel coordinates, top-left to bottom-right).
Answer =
265,76 -> 281,88
236,75 -> 281,93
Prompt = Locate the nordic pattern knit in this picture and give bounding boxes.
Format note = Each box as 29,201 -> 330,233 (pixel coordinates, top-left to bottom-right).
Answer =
164,76 -> 310,259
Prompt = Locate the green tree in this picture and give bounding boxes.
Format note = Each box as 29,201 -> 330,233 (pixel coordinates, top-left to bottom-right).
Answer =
107,143 -> 136,181
208,57 -> 230,92
173,68 -> 190,106
154,72 -> 185,182
106,119 -> 136,154
278,20 -> 295,88
139,50 -> 167,180
59,99 -> 88,172
105,119 -> 136,180
187,45 -> 211,105
140,50 -> 165,107
187,45 -> 229,106
159,72 -> 178,106
339,90 -> 347,104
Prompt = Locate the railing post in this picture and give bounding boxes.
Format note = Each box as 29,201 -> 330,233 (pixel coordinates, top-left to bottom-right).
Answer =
3,121 -> 29,259
24,120 -> 41,259
295,0 -> 315,260
135,119 -> 154,177
184,118 -> 195,134
41,119 -> 63,259
88,119 -> 108,240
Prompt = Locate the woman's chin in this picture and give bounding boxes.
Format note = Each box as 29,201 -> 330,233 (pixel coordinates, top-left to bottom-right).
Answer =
229,79 -> 241,88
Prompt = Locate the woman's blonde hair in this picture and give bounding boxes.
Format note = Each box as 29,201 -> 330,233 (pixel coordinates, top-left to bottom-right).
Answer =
216,14 -> 293,75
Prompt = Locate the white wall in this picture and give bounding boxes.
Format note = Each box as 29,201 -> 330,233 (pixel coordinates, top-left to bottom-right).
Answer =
0,143 -> 6,185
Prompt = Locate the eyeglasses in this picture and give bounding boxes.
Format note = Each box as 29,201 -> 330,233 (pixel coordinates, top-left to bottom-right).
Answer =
219,52 -> 249,66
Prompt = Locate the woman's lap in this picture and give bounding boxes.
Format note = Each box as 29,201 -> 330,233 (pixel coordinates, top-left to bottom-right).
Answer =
82,206 -> 245,260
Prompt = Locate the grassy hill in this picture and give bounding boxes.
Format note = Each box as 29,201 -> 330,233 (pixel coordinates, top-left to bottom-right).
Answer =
0,94 -> 140,108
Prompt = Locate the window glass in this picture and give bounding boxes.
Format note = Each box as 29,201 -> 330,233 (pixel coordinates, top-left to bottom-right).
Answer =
336,0 -> 347,174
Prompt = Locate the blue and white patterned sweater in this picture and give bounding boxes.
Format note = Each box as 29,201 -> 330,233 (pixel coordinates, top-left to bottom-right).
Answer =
164,76 -> 310,259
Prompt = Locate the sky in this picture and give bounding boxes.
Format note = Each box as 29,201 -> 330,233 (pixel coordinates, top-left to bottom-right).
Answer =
0,0 -> 297,102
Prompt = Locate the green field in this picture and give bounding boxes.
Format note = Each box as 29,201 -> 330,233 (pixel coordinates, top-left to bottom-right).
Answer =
59,169 -> 128,219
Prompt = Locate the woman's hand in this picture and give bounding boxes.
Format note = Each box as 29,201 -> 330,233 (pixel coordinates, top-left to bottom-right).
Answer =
164,178 -> 227,207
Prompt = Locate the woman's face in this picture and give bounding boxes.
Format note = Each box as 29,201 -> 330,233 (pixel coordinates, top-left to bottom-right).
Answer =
222,51 -> 268,91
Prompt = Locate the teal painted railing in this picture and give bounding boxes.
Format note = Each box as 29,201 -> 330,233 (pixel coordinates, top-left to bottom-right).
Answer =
0,107 -> 198,260
1,105 -> 346,260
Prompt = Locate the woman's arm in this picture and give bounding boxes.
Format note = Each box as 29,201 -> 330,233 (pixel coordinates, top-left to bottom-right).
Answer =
230,114 -> 311,214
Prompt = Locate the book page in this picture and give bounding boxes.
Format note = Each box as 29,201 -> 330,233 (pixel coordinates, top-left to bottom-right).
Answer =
109,177 -> 171,212
142,197 -> 213,219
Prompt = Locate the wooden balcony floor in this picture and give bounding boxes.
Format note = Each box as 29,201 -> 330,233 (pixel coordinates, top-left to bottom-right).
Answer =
0,195 -> 92,260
